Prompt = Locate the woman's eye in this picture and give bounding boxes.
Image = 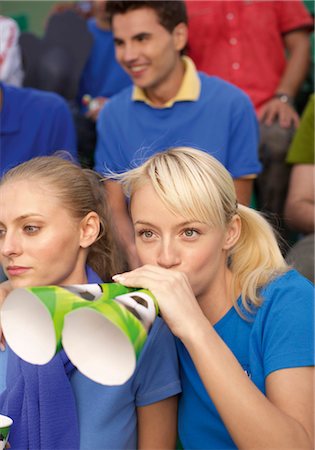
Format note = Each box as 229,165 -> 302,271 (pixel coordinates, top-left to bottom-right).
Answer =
183,229 -> 199,238
24,225 -> 40,234
138,230 -> 154,239
0,228 -> 6,237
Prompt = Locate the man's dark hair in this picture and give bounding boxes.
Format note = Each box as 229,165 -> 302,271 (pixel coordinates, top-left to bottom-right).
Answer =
105,1 -> 188,32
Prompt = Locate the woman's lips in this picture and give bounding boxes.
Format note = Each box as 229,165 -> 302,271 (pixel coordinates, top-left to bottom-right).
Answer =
6,266 -> 30,276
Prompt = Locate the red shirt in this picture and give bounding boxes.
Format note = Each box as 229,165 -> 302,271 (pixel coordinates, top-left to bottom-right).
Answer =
187,0 -> 313,110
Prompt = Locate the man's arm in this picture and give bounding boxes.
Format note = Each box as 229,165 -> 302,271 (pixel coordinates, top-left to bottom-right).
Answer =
284,164 -> 314,234
233,178 -> 253,207
277,30 -> 311,98
105,180 -> 140,269
258,30 -> 310,128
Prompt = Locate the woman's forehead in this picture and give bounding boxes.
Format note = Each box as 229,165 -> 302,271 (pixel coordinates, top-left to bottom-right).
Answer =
0,179 -> 62,215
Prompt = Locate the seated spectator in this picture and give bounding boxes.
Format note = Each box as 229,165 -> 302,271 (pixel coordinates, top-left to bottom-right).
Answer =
186,1 -> 313,234
75,0 -> 132,167
0,16 -> 24,87
284,94 -> 314,282
29,1 -> 132,168
77,0 -> 132,120
20,8 -> 93,101
94,0 -> 261,268
0,82 -> 77,176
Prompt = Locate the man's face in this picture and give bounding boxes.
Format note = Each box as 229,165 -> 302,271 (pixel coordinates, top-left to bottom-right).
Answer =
112,7 -> 187,97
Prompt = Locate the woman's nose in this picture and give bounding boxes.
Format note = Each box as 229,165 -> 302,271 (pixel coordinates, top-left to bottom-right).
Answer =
156,241 -> 181,269
0,232 -> 22,257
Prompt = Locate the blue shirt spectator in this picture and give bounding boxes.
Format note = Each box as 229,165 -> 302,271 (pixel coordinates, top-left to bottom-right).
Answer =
0,82 -> 77,176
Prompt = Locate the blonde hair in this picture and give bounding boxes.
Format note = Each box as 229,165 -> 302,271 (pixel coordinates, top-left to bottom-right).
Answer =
114,147 -> 288,312
1,155 -> 127,281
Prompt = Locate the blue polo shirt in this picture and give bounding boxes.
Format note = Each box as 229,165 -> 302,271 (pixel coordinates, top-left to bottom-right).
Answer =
0,82 -> 77,176
94,57 -> 261,179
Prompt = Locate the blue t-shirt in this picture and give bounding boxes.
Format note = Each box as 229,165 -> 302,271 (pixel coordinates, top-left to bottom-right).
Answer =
94,73 -> 261,179
77,18 -> 131,111
177,270 -> 314,449
0,82 -> 77,176
72,317 -> 180,449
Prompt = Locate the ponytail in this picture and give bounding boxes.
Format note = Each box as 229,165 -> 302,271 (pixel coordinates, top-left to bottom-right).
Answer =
230,205 -> 288,311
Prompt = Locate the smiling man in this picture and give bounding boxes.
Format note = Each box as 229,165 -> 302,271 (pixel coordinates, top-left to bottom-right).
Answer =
94,0 -> 261,267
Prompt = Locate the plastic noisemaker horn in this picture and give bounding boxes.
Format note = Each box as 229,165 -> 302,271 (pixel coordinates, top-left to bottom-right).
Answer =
62,286 -> 158,385
0,283 -> 138,365
0,415 -> 13,450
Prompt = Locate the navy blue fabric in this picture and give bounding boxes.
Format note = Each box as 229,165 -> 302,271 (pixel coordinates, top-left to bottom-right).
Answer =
0,349 -> 79,449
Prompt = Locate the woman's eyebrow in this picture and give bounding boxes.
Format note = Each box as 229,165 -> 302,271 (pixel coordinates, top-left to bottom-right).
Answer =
17,213 -> 45,220
134,220 -> 201,227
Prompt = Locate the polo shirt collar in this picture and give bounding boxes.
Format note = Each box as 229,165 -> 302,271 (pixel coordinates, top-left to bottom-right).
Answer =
132,56 -> 201,108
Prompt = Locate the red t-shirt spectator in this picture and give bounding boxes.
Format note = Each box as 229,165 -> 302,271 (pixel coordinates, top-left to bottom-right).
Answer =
187,0 -> 313,110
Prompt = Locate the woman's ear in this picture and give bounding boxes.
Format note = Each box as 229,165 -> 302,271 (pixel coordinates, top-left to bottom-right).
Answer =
79,212 -> 100,248
172,22 -> 188,53
223,215 -> 241,250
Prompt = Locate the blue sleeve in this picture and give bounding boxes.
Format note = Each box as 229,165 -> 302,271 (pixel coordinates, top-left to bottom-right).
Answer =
94,105 -> 111,175
94,103 -> 119,175
133,317 -> 181,407
94,98 -> 132,175
48,95 -> 78,160
259,273 -> 314,377
227,93 -> 261,178
0,349 -> 8,394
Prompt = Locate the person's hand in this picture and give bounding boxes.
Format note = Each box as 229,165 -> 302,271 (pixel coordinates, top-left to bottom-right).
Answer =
0,280 -> 13,351
257,98 -> 299,128
85,96 -> 107,121
113,265 -> 207,340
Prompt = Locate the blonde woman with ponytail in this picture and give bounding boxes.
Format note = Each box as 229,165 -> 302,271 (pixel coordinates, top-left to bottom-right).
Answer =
113,147 -> 314,450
